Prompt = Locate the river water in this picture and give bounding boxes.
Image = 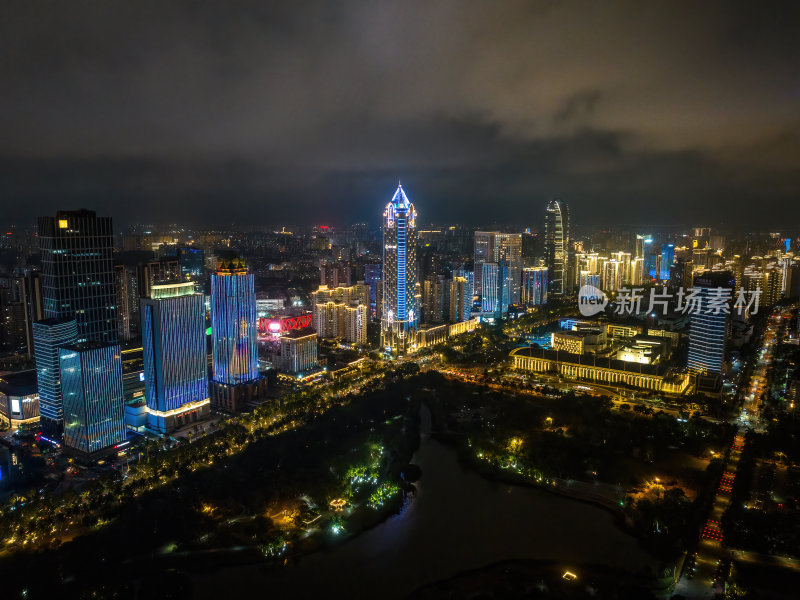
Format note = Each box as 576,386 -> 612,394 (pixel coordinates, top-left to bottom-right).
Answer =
194,407 -> 654,598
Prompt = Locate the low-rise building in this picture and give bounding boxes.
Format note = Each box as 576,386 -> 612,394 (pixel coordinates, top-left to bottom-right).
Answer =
0,370 -> 39,429
512,346 -> 692,394
551,325 -> 607,354
417,318 -> 479,349
274,328 -> 318,375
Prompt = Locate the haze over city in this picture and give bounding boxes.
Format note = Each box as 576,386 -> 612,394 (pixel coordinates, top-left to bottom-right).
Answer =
1,1 -> 799,227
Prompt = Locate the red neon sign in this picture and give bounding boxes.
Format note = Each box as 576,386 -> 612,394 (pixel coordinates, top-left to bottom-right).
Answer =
258,314 -> 313,334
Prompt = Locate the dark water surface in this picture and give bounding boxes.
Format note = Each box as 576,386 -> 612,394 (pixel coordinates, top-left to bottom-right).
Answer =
194,407 -> 654,599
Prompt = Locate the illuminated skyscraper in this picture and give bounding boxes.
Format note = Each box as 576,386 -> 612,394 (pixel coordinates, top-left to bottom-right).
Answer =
660,244 -> 675,281
632,257 -> 645,285
473,231 -> 495,297
141,282 -> 209,432
544,199 -> 569,297
381,184 -> 419,354
59,342 -> 126,456
452,268 -> 474,321
687,271 -> 735,374
481,262 -> 509,317
522,267 -> 548,305
33,318 -> 78,438
494,234 -> 522,305
210,260 -> 265,412
38,210 -> 117,343
114,264 -> 135,342
210,259 -> 258,385
635,234 -> 652,260
422,275 -> 446,324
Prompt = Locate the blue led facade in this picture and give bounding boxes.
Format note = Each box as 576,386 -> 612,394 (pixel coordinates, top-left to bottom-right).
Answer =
688,271 -> 735,374
210,263 -> 258,385
481,262 -> 509,316
647,253 -> 660,279
59,343 -> 126,455
660,244 -> 675,281
381,184 -> 419,353
141,284 -> 209,433
522,267 -> 548,306
33,318 -> 78,437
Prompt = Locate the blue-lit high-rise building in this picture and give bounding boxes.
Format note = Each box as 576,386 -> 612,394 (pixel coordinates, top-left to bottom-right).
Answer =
33,318 -> 78,438
660,244 -> 675,281
38,210 -> 117,344
481,262 -> 509,317
141,282 -> 209,433
522,267 -> 548,306
647,253 -> 661,280
209,259 -> 265,411
59,342 -> 126,456
688,271 -> 735,374
211,259 -> 258,384
381,184 -> 419,354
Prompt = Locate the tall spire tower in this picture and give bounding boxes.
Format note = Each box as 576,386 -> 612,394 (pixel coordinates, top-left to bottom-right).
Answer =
381,184 -> 419,354
544,198 -> 570,297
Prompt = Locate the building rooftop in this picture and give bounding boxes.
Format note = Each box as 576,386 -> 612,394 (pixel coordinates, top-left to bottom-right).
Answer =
513,346 -> 671,377
62,341 -> 120,351
149,281 -> 196,299
282,327 -> 317,339
0,370 -> 38,396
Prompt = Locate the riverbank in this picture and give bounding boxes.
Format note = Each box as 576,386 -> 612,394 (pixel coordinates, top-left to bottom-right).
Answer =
190,404 -> 658,600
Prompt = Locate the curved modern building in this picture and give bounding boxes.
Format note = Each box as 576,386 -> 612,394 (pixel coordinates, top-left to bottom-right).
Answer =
544,199 -> 570,297
381,184 -> 419,354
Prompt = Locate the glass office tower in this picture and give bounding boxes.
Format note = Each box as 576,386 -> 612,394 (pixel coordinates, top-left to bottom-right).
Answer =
453,268 -> 474,321
381,184 -> 419,354
33,318 -> 78,438
38,210 -> 117,344
210,259 -> 258,385
544,199 -> 570,297
141,282 -> 209,433
481,262 -> 509,317
473,231 -> 495,297
660,244 -> 675,281
688,271 -> 735,374
59,342 -> 126,456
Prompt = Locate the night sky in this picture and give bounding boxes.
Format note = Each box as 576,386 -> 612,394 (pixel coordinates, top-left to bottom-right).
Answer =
1,1 -> 798,228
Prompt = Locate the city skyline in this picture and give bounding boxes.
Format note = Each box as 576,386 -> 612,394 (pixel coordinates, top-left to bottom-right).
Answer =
1,3 -> 799,597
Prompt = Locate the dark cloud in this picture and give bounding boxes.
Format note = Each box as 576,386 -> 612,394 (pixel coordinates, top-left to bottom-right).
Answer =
0,1 -> 798,227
